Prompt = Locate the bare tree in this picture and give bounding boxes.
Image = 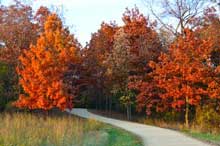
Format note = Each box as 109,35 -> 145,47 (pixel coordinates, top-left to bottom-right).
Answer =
143,0 -> 209,36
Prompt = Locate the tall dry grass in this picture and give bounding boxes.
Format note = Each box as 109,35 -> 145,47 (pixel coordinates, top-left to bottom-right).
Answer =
0,112 -> 104,146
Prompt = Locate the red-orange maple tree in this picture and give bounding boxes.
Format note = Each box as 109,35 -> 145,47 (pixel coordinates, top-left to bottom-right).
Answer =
196,8 -> 220,101
122,7 -> 162,76
82,22 -> 118,108
34,6 -> 51,34
0,2 -> 37,65
15,14 -> 81,110
132,29 -> 213,127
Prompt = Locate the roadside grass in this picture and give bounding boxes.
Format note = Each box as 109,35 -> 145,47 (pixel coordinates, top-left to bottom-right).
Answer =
105,126 -> 142,146
0,111 -> 142,146
140,118 -> 220,145
90,109 -> 220,145
182,129 -> 220,145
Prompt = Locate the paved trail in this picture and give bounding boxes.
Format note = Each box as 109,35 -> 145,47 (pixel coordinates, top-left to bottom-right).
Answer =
66,108 -> 211,146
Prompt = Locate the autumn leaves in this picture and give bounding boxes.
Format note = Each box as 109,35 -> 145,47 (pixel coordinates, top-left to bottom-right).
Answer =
15,14 -> 81,110
139,30 -> 216,127
1,1 -> 219,128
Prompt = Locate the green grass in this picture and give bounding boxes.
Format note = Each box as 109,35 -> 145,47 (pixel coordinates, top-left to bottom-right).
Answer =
183,130 -> 220,145
104,126 -> 142,146
140,118 -> 220,145
0,111 -> 142,146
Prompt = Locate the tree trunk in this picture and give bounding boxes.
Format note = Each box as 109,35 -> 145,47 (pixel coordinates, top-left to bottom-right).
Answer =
95,95 -> 98,110
126,105 -> 129,120
109,96 -> 112,116
185,96 -> 189,128
126,104 -> 132,120
129,104 -> 132,120
98,91 -> 101,110
105,96 -> 108,112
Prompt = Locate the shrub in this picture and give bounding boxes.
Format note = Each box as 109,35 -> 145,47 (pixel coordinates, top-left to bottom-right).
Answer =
195,105 -> 220,134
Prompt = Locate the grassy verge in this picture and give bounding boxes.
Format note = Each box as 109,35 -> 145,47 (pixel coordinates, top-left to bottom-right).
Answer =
90,109 -> 220,145
182,130 -> 220,145
104,126 -> 142,146
140,118 -> 220,145
0,111 -> 142,146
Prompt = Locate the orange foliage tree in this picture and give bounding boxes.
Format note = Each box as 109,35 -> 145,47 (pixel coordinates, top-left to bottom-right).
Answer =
82,22 -> 118,109
34,6 -> 51,35
195,8 -> 220,103
196,7 -> 220,67
131,29 -> 213,127
122,7 -> 164,116
15,14 -> 81,110
0,2 -> 37,65
0,2 -> 39,107
122,7 -> 162,76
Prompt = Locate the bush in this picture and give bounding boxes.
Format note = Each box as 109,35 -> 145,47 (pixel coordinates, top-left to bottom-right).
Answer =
162,110 -> 183,122
194,105 -> 220,134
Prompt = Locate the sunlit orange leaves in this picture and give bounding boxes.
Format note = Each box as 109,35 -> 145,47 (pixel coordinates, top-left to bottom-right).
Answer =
14,14 -> 81,110
129,29 -> 215,121
151,29 -> 213,109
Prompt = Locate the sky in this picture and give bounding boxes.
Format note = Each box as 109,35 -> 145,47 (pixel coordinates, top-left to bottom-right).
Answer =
1,0 -> 149,46
1,0 -> 218,46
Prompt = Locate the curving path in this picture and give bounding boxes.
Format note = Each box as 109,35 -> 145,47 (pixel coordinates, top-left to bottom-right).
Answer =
66,108 -> 212,146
